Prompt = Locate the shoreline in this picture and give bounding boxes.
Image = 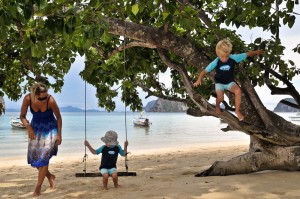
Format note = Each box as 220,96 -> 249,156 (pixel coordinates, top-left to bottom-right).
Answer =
0,140 -> 249,168
2,142 -> 300,199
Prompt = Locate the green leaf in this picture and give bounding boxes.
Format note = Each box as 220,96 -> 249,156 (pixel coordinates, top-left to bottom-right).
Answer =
254,37 -> 262,44
288,60 -> 295,66
286,0 -> 294,12
162,12 -> 170,20
31,45 -> 40,58
132,4 -> 139,16
9,6 -> 18,19
23,4 -> 33,20
100,31 -> 112,44
89,0 -> 99,7
283,16 -> 288,25
40,0 -> 47,10
17,6 -> 24,17
270,25 -> 277,34
288,15 -> 295,28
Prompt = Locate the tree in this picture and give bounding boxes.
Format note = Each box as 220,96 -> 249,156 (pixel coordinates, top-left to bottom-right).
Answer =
0,0 -> 300,176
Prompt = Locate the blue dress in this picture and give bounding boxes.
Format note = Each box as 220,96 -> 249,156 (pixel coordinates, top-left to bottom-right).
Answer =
27,96 -> 58,168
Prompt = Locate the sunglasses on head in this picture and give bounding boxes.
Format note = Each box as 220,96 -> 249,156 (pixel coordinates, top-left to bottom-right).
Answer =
36,86 -> 47,94
37,96 -> 48,101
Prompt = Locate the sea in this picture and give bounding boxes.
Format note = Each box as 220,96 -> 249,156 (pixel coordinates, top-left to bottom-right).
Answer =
0,111 -> 296,159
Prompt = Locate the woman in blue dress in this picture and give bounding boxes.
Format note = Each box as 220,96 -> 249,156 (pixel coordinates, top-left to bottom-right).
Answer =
20,82 -> 62,197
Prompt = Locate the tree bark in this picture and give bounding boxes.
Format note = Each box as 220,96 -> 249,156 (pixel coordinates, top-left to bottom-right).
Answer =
196,136 -> 300,176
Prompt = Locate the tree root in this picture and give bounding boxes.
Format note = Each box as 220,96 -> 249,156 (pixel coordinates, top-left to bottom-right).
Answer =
196,145 -> 300,177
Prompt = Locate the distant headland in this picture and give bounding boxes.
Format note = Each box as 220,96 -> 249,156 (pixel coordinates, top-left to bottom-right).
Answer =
4,97 -> 299,113
5,98 -> 188,113
273,98 -> 299,112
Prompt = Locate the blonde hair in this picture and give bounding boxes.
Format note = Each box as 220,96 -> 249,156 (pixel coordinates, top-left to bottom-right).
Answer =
216,39 -> 232,55
30,82 -> 48,102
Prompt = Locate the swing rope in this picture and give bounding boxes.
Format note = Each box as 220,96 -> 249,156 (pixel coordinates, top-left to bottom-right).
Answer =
76,20 -> 136,177
123,20 -> 129,173
82,77 -> 88,176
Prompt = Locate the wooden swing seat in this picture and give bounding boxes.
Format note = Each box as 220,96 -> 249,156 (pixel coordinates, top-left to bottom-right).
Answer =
75,171 -> 137,177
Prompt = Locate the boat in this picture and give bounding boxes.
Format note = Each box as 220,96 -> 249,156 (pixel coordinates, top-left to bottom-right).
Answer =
133,111 -> 151,127
133,117 -> 150,127
10,117 -> 26,129
289,112 -> 300,121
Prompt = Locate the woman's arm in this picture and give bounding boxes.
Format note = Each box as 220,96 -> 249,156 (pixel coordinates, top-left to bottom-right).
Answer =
20,94 -> 36,139
49,96 -> 62,145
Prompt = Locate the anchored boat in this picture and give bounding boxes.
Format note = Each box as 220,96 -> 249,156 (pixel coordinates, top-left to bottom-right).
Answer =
10,117 -> 26,129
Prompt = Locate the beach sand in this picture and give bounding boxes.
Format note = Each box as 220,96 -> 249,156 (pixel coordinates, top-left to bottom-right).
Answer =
1,143 -> 300,199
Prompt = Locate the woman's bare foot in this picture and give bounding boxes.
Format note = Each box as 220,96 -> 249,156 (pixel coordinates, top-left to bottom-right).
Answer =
48,174 -> 56,189
33,185 -> 42,197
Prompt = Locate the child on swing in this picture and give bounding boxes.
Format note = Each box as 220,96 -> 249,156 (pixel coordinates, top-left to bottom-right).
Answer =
193,39 -> 264,121
84,130 -> 128,190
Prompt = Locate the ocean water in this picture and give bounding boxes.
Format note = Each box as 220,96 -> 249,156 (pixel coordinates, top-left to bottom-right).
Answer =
0,111 -> 295,158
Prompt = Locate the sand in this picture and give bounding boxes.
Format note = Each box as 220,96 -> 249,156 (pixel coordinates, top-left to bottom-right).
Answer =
1,143 -> 300,199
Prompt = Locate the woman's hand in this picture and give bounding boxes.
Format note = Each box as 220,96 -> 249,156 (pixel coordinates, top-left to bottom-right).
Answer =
56,134 -> 62,145
28,128 -> 36,140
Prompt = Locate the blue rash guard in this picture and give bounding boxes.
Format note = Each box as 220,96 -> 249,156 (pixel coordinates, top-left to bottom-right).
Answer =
205,53 -> 247,84
95,145 -> 125,169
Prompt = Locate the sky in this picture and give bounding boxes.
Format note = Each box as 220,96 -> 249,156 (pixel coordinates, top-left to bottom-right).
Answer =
3,6 -> 300,112
234,6 -> 300,110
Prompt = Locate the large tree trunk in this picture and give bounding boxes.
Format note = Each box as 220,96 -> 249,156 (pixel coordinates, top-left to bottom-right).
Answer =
103,17 -> 300,177
196,136 -> 300,176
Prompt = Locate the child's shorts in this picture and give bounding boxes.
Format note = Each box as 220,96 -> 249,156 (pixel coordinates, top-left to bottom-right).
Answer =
100,168 -> 117,176
215,82 -> 236,91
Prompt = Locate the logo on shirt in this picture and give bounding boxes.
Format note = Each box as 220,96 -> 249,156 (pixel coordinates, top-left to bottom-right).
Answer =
108,151 -> 115,155
220,65 -> 230,71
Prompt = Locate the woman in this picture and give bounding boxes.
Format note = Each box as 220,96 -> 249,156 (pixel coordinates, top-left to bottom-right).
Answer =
20,82 -> 62,196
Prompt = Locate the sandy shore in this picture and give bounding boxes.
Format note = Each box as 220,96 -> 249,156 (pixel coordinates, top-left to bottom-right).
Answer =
1,143 -> 300,199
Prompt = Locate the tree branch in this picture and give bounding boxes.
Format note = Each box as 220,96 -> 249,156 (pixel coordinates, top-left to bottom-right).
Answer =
108,41 -> 156,59
264,68 -> 300,106
135,80 -> 190,104
279,99 -> 300,109
236,65 -> 271,128
103,17 -> 211,68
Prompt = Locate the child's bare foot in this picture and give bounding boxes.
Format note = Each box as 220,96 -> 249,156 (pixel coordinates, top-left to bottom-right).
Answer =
236,111 -> 244,121
100,186 -> 108,191
48,174 -> 56,189
114,184 -> 121,188
33,185 -> 41,197
216,106 -> 222,115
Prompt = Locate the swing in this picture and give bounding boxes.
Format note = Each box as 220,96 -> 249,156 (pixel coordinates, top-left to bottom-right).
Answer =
74,93 -> 137,177
75,25 -> 137,177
